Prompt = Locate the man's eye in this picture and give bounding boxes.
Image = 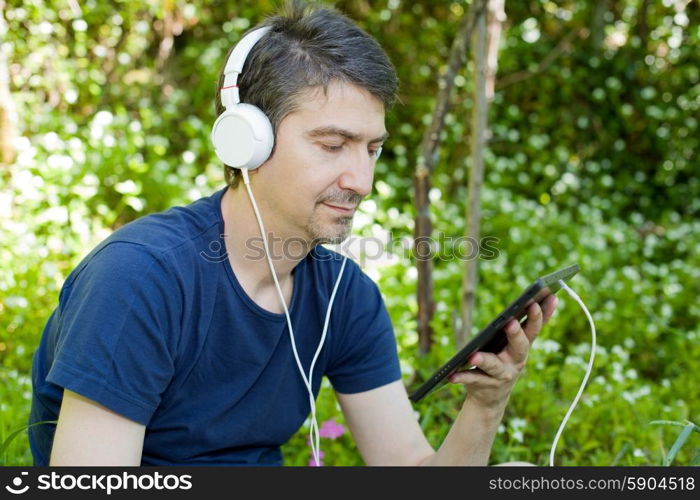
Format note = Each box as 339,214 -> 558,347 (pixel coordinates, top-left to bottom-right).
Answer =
322,144 -> 344,152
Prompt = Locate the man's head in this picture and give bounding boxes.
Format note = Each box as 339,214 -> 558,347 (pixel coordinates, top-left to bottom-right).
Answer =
214,0 -> 398,245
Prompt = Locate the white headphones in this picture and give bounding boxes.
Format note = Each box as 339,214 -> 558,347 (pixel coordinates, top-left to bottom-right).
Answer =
211,27 -> 274,171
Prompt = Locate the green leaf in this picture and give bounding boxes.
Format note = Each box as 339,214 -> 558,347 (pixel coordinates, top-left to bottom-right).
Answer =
0,421 -> 58,457
650,419 -> 687,428
610,441 -> 632,466
663,423 -> 695,466
651,420 -> 700,433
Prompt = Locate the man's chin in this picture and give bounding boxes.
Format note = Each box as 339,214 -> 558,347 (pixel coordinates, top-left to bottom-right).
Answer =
309,224 -> 353,246
306,211 -> 354,245
311,232 -> 351,246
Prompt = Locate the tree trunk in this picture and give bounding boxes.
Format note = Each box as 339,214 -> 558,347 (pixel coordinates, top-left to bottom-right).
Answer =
635,0 -> 650,44
458,0 -> 505,347
414,0 -> 488,355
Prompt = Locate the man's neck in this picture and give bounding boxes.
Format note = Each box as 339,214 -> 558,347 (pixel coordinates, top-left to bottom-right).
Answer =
220,185 -> 309,297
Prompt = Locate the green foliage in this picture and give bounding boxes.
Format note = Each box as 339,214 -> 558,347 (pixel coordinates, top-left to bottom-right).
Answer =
0,369 -> 36,465
1,0 -> 698,466
384,188 -> 700,466
650,420 -> 700,466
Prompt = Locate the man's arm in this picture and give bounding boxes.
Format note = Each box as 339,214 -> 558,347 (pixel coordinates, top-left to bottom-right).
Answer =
336,380 -> 503,466
336,380 -> 434,466
338,296 -> 558,466
50,389 -> 145,466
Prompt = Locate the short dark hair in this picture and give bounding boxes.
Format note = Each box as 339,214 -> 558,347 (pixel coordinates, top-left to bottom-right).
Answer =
214,0 -> 399,189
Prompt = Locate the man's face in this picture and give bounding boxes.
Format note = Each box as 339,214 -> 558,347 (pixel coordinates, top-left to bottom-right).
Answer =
252,80 -> 387,246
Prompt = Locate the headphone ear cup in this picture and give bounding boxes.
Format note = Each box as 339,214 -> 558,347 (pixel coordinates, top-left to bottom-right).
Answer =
211,103 -> 274,170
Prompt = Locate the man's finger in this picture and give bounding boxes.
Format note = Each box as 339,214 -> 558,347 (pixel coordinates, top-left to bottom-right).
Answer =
503,319 -> 531,364
541,294 -> 558,324
449,369 -> 499,387
521,302 -> 543,340
465,351 -> 517,383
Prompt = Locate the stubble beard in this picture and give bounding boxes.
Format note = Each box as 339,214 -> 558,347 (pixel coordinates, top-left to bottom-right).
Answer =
306,207 -> 354,246
305,189 -> 364,246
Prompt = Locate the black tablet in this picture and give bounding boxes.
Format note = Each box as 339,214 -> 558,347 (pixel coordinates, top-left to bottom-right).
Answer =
408,264 -> 580,403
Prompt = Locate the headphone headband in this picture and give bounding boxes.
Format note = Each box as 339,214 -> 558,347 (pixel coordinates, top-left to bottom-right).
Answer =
220,26 -> 271,109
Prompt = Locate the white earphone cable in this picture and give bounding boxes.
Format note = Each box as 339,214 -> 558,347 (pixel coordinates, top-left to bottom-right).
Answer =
549,279 -> 596,466
241,169 -> 346,466
308,254 -> 347,462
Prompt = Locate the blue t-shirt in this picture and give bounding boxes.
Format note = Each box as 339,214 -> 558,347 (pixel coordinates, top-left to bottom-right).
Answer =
29,187 -> 401,466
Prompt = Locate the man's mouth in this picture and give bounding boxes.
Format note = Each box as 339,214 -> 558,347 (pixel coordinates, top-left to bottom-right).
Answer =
321,202 -> 356,215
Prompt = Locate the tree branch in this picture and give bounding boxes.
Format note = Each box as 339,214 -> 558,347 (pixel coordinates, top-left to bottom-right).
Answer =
414,0 -> 489,355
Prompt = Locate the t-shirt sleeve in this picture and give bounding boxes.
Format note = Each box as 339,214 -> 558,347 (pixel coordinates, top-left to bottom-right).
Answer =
326,266 -> 402,394
46,241 -> 181,425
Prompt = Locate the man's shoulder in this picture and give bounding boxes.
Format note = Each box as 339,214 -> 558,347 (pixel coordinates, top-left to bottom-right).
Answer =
64,189 -> 226,289
106,189 -> 224,256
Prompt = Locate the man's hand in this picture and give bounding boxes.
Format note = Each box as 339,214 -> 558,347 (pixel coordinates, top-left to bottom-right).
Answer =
448,294 -> 559,410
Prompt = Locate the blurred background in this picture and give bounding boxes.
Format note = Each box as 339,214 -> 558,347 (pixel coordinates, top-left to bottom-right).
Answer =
1,0 -> 698,466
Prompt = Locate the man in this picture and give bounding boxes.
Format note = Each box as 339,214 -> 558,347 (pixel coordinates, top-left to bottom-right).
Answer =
29,1 -> 557,466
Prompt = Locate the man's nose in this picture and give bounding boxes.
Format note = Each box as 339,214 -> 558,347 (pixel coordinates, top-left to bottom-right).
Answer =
337,147 -> 374,197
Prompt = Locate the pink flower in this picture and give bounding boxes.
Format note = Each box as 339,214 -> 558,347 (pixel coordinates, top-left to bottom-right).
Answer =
309,450 -> 325,467
319,419 -> 345,439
